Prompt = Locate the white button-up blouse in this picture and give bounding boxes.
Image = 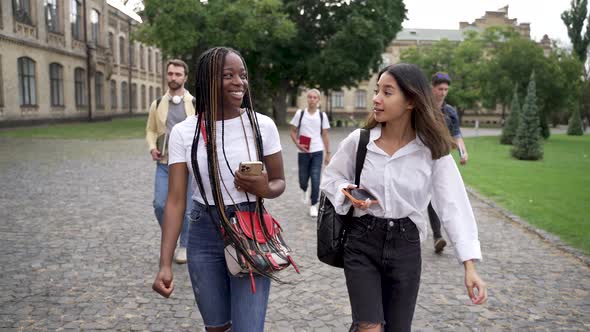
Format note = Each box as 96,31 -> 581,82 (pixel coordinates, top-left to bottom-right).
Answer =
320,126 -> 482,263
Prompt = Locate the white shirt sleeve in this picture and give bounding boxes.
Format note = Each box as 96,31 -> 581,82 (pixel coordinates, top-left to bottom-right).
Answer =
260,114 -> 282,156
430,154 -> 482,263
289,109 -> 302,127
167,124 -> 187,165
322,112 -> 330,129
320,129 -> 361,215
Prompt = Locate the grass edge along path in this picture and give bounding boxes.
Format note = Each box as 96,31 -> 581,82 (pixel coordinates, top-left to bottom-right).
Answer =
0,116 -> 147,140
458,135 -> 589,255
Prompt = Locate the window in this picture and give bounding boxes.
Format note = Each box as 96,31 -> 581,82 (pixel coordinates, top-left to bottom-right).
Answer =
0,56 -> 4,107
49,63 -> 64,106
139,45 -> 144,69
74,67 -> 86,106
45,0 -> 60,33
110,80 -> 117,109
156,87 -> 161,98
147,48 -> 152,72
95,71 -> 104,108
355,90 -> 366,109
155,51 -> 160,73
13,0 -> 32,25
141,84 -> 146,109
90,9 -> 100,45
70,0 -> 82,40
130,43 -> 135,67
331,91 -> 344,108
131,83 -> 137,109
119,37 -> 125,64
149,86 -> 153,104
121,81 -> 128,108
17,57 -> 36,106
108,32 -> 114,50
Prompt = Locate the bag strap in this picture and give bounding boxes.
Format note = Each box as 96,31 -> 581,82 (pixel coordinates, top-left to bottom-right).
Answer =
354,128 -> 370,186
296,109 -> 304,137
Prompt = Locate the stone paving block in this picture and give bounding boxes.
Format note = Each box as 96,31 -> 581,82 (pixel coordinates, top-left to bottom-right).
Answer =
1,129 -> 589,331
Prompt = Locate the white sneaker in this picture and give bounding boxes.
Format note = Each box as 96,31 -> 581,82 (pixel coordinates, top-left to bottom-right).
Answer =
174,247 -> 187,264
309,204 -> 318,217
301,191 -> 309,204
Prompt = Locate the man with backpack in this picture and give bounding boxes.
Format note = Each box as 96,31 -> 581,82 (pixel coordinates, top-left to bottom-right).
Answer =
289,89 -> 331,217
145,59 -> 195,263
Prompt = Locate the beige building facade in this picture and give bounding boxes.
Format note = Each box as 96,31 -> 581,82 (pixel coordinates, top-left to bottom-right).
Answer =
288,6 -> 547,127
0,0 -> 164,126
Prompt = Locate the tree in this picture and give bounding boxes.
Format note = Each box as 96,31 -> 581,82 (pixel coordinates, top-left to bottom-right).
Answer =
567,106 -> 585,135
135,0 -> 296,115
512,72 -> 543,160
268,0 -> 406,124
400,32 -> 485,122
561,0 -> 590,64
500,86 -> 520,145
136,0 -> 406,124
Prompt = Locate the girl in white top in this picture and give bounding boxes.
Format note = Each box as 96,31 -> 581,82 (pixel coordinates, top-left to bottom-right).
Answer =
320,63 -> 487,332
152,47 -> 286,332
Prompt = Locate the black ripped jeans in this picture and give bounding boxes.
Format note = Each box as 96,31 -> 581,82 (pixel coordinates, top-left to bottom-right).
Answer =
344,215 -> 422,332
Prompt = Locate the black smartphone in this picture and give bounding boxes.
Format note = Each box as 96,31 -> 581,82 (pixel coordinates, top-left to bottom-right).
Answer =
349,188 -> 377,201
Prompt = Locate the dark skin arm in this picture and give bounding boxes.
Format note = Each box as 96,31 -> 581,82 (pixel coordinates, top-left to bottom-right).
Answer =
234,151 -> 286,198
152,163 -> 188,298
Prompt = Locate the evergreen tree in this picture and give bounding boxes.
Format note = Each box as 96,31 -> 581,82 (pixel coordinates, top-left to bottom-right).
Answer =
500,86 -> 521,145
512,72 -> 544,160
567,106 -> 584,135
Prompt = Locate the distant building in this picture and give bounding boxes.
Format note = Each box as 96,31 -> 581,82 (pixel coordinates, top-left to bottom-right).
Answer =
288,6 -> 551,127
0,0 -> 164,126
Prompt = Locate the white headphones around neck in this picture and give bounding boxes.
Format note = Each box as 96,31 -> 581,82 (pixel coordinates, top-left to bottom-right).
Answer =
170,95 -> 183,105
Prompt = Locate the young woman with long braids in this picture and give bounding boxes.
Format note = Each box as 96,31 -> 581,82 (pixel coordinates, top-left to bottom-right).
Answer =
320,64 -> 487,332
152,47 -> 286,331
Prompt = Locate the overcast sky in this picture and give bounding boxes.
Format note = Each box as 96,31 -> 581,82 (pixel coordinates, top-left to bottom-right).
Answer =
403,0 -> 583,46
124,0 -> 585,46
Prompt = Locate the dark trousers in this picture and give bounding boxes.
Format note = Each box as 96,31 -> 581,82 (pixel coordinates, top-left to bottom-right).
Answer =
344,215 -> 422,332
427,202 -> 443,239
297,151 -> 323,205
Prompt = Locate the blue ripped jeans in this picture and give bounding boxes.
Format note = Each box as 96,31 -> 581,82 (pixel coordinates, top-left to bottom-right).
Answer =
187,201 -> 271,331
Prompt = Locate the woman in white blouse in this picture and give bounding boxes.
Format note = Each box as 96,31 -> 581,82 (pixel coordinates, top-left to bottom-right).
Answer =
320,63 -> 487,332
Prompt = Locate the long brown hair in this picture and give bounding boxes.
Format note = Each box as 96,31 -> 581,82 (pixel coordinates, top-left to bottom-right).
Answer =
365,63 -> 453,159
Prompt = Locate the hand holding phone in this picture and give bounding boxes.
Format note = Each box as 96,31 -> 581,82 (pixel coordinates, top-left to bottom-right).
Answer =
341,187 -> 378,206
239,161 -> 263,176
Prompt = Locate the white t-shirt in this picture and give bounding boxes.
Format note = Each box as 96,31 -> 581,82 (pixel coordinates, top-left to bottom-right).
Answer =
289,108 -> 330,153
168,111 -> 282,205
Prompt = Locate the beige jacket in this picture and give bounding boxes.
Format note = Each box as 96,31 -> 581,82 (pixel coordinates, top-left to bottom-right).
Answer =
145,91 -> 196,164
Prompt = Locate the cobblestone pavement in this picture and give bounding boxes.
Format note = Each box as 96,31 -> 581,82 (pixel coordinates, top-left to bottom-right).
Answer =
1,127 -> 588,331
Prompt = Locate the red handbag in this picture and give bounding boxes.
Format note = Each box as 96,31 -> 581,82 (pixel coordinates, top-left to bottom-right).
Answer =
224,210 -> 300,293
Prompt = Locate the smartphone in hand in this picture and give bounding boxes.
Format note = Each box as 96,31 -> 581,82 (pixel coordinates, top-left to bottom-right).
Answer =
341,188 -> 378,205
239,161 -> 263,176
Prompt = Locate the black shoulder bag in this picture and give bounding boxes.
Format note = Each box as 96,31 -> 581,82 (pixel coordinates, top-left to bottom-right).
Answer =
316,128 -> 370,268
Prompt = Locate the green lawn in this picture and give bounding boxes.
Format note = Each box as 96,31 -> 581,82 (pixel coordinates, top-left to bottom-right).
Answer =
0,116 -> 147,139
458,135 -> 590,255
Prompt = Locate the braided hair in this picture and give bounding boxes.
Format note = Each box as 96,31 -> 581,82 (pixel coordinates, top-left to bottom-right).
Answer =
190,47 -> 284,281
